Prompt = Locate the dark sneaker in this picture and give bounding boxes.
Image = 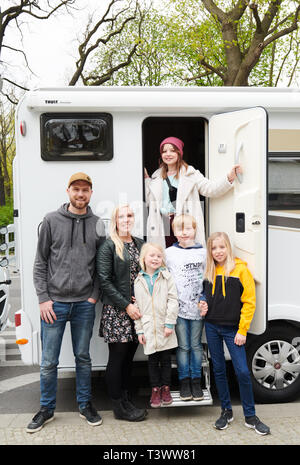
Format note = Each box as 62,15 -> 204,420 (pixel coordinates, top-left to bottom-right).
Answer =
122,390 -> 147,419
191,378 -> 204,401
245,416 -> 270,435
79,401 -> 103,426
180,378 -> 192,401
161,385 -> 173,405
214,409 -> 234,430
26,407 -> 54,433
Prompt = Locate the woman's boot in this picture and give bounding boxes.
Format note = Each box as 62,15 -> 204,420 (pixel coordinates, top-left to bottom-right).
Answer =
122,390 -> 147,419
111,398 -> 146,422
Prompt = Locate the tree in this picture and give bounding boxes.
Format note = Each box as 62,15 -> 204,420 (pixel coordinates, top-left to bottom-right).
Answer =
68,0 -> 144,86
173,0 -> 300,86
0,0 -> 77,102
0,101 -> 15,206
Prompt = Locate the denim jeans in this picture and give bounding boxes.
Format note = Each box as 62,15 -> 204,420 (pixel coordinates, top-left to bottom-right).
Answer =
40,300 -> 95,411
205,322 -> 255,417
175,317 -> 204,380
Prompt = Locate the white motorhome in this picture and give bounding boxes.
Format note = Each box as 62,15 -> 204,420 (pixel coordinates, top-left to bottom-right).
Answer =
13,86 -> 300,404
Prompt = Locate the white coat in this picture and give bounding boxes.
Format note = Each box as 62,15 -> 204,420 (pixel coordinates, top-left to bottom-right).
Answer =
145,165 -> 233,248
134,268 -> 178,356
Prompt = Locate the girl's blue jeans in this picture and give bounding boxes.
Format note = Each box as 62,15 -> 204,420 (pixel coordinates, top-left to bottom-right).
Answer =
205,322 -> 255,417
40,300 -> 95,411
175,316 -> 204,380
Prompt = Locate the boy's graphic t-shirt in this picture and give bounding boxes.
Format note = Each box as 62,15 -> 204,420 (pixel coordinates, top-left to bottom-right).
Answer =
165,243 -> 206,320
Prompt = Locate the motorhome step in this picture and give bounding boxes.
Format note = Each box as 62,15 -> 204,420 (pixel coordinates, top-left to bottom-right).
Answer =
161,389 -> 213,407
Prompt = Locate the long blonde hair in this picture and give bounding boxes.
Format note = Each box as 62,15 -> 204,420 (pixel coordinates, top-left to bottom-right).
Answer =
205,232 -> 235,283
139,242 -> 166,271
159,143 -> 188,180
109,204 -> 134,260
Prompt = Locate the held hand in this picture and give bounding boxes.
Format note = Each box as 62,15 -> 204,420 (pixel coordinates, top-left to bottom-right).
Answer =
126,303 -> 142,320
40,300 -> 56,324
234,332 -> 246,346
138,334 -> 146,345
164,327 -> 173,337
87,297 -> 97,304
227,164 -> 242,183
144,168 -> 150,179
198,301 -> 208,317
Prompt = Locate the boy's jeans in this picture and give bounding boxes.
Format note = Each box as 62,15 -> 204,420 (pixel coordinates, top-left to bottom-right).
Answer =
40,300 -> 95,411
205,322 -> 255,417
175,317 -> 204,380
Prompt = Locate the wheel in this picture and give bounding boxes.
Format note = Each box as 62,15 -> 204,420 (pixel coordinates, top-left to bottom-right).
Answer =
247,324 -> 300,403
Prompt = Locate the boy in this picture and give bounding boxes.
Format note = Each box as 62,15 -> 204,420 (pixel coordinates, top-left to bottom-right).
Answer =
165,214 -> 206,401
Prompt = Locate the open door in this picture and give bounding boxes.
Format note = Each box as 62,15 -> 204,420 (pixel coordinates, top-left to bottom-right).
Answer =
208,107 -> 268,335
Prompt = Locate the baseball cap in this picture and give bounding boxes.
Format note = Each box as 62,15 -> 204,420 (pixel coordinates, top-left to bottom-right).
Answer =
68,172 -> 92,188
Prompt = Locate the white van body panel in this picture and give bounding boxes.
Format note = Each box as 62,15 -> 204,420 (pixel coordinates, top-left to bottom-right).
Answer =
14,87 -> 300,370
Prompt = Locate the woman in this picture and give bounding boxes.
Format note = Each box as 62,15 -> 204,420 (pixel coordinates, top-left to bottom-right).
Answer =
145,136 -> 241,248
97,204 -> 147,422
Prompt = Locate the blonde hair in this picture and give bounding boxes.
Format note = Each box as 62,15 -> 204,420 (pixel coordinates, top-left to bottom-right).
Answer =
172,214 -> 197,233
109,204 -> 134,260
205,232 -> 235,283
159,143 -> 188,180
139,242 -> 166,272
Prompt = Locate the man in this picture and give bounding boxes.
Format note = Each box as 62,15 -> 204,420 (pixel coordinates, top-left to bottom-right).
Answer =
27,172 -> 105,433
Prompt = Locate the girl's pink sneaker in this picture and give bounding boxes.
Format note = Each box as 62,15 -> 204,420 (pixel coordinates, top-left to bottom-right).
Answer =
150,387 -> 161,408
161,385 -> 173,405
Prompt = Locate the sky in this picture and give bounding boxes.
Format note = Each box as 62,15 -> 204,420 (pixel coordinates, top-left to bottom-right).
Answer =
2,0 -> 110,90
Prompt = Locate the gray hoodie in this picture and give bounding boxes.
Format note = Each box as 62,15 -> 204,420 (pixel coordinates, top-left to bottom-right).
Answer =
33,203 -> 105,304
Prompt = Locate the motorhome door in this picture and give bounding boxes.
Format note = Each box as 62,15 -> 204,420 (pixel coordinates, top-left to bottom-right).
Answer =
208,107 -> 268,335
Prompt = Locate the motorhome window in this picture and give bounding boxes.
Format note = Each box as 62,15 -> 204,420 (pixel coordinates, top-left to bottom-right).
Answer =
268,154 -> 300,211
41,113 -> 113,161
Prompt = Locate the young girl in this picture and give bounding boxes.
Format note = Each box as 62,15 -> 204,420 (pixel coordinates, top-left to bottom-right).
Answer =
199,232 -> 270,435
134,243 -> 179,408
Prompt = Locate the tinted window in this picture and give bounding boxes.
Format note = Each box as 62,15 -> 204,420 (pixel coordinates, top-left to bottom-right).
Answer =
41,113 -> 113,161
269,154 -> 300,211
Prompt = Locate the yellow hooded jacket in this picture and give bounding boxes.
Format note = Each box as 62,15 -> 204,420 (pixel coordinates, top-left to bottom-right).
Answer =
203,258 -> 256,336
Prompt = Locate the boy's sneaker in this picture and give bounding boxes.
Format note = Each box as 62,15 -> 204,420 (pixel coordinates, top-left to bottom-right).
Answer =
150,387 -> 161,408
191,378 -> 204,401
161,385 -> 173,405
245,415 -> 270,435
214,409 -> 234,430
179,378 -> 192,401
26,407 -> 54,433
79,401 -> 103,426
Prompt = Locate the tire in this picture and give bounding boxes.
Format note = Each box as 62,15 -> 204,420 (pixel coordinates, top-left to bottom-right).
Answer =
247,324 -> 300,403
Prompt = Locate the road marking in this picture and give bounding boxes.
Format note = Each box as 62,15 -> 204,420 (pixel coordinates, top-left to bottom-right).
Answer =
0,371 -> 75,393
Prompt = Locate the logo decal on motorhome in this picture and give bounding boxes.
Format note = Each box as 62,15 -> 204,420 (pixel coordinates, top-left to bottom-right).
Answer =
45,100 -> 58,104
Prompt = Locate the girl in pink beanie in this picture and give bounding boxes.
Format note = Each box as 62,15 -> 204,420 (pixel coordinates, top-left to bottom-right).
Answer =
145,136 -> 241,248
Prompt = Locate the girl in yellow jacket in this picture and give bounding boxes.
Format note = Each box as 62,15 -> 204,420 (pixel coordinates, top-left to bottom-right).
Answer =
199,232 -> 270,436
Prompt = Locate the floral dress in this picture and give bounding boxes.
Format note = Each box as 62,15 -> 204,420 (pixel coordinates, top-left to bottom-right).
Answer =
99,241 -> 140,343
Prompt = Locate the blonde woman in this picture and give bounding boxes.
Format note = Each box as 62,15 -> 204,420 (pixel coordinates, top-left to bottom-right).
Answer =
96,204 -> 146,422
199,232 -> 270,435
145,136 -> 241,248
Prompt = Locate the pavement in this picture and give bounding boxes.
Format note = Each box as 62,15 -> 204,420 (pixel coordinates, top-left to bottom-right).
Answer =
1,392 -> 300,446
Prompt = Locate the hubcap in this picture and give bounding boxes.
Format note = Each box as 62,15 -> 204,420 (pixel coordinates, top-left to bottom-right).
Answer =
252,340 -> 300,390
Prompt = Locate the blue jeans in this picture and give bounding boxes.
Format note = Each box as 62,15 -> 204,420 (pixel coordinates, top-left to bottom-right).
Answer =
175,317 -> 204,380
205,322 -> 255,417
40,300 -> 95,411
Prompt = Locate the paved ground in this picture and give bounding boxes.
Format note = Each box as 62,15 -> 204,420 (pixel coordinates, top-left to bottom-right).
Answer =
1,402 -> 300,446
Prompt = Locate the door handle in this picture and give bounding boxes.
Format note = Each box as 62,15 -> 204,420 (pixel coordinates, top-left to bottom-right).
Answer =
234,142 -> 243,184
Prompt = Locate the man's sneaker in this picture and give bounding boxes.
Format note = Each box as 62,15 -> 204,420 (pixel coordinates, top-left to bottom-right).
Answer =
214,409 -> 234,430
161,385 -> 173,405
245,415 -> 270,435
26,407 -> 54,433
79,401 -> 103,426
179,378 -> 192,401
150,387 -> 161,408
191,378 -> 204,401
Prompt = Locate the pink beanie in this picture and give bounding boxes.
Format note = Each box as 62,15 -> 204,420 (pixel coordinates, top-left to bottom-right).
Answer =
160,137 -> 184,158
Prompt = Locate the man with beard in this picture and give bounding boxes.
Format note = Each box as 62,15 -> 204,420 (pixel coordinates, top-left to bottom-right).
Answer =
27,173 -> 105,433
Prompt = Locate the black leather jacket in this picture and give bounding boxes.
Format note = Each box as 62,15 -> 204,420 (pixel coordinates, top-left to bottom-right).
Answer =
96,236 -> 144,312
